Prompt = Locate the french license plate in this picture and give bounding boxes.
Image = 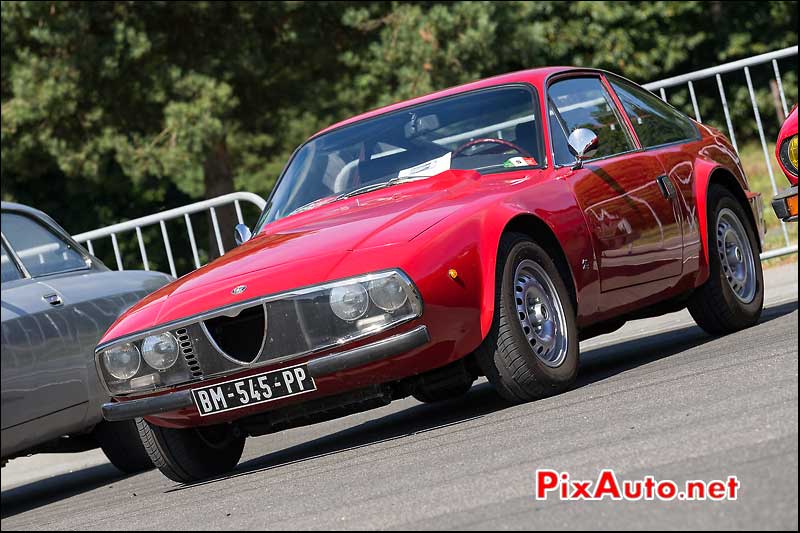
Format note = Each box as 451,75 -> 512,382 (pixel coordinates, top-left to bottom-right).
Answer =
191,364 -> 316,416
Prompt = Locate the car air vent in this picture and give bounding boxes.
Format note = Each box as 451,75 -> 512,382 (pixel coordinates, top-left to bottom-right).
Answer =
201,304 -> 267,365
176,328 -> 203,378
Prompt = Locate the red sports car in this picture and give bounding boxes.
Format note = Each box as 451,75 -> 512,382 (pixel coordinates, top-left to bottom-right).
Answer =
771,105 -> 798,221
96,68 -> 766,483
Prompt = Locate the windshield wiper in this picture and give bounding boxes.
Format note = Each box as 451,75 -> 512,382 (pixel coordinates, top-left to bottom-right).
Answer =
335,177 -> 409,200
289,176 -> 421,217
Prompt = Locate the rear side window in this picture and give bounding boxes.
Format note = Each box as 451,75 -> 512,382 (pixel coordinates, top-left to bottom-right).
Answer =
1,242 -> 22,283
548,77 -> 634,166
609,78 -> 698,148
1,212 -> 87,277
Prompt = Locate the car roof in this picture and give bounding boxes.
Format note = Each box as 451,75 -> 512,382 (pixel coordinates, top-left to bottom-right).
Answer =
313,66 -> 574,138
1,201 -> 84,251
1,201 -> 65,231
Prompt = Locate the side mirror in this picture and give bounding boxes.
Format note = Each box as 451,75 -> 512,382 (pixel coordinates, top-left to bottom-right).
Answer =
567,128 -> 599,169
234,224 -> 252,246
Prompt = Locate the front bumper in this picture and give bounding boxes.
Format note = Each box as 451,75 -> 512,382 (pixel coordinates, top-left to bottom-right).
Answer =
771,185 -> 798,222
102,325 -> 430,422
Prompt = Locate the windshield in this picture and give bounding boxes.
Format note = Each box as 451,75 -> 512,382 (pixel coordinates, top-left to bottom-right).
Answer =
257,85 -> 542,228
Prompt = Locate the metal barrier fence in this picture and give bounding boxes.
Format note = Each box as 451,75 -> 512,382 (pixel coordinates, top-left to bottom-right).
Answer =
72,192 -> 266,277
644,46 -> 798,260
75,48 -> 797,274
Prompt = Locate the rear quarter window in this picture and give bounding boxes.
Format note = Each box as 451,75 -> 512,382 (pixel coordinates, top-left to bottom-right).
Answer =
609,78 -> 698,149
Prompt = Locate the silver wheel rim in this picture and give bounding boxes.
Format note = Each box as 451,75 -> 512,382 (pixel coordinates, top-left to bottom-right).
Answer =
716,208 -> 756,304
513,259 -> 569,367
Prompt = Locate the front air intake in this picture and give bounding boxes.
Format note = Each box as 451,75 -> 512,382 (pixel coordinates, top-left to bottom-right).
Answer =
175,328 -> 203,378
201,304 -> 267,365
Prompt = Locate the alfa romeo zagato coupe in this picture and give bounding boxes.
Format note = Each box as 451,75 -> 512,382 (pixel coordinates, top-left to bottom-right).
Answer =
96,67 -> 766,483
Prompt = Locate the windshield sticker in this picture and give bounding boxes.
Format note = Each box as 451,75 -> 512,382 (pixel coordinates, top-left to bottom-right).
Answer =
503,156 -> 538,168
398,152 -> 452,179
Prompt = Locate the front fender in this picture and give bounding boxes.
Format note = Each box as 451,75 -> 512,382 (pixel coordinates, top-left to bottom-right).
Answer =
410,175 -> 595,342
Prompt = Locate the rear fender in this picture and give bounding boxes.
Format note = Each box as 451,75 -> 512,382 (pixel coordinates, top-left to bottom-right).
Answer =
693,155 -> 762,281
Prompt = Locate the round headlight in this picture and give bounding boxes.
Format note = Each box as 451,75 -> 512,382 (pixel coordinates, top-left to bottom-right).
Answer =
329,283 -> 369,321
368,277 -> 409,312
141,332 -> 180,370
103,343 -> 141,380
789,135 -> 798,170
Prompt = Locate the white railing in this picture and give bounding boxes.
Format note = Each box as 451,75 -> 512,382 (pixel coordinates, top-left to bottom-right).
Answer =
76,49 -> 797,274
72,192 -> 266,277
645,46 -> 798,260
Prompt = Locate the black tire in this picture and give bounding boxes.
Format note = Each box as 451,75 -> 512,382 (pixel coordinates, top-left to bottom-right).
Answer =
412,360 -> 475,403
136,418 -> 245,483
688,185 -> 764,335
476,233 -> 579,402
95,420 -> 154,474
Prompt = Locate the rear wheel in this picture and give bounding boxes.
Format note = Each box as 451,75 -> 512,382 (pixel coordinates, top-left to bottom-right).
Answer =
95,420 -> 154,474
136,418 -> 245,483
476,233 -> 579,402
688,185 -> 764,334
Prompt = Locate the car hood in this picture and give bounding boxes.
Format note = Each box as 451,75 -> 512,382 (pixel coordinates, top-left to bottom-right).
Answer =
99,169 -> 483,343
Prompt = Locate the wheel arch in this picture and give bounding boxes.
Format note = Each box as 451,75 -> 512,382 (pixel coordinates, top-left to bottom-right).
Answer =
502,214 -> 579,312
694,162 -> 763,270
477,205 -> 592,340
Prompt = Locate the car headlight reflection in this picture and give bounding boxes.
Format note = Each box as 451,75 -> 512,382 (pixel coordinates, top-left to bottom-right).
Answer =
141,332 -> 180,370
102,342 -> 141,380
368,276 -> 409,312
329,283 -> 370,321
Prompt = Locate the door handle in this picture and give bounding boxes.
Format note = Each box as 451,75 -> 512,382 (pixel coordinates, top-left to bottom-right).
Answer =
43,294 -> 63,307
656,175 -> 676,200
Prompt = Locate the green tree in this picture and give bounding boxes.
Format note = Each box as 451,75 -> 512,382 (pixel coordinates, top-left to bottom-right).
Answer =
1,1 -> 796,271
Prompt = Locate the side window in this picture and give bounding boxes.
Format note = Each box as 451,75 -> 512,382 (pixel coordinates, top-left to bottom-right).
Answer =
548,77 -> 634,166
1,242 -> 22,283
609,78 -> 697,148
0,212 -> 87,277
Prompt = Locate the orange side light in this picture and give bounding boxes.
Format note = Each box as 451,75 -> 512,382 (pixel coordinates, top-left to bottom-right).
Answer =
787,194 -> 799,218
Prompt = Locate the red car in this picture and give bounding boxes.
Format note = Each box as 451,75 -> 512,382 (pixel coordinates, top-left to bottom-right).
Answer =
771,105 -> 798,221
97,68 -> 766,483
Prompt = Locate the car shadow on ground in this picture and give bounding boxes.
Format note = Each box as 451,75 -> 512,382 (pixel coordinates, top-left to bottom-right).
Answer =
2,300 -> 795,510
166,299 -> 798,492
0,463 -> 130,519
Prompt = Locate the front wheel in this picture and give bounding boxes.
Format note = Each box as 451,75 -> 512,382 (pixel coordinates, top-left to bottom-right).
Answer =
476,233 -> 579,402
136,418 -> 245,483
95,420 -> 154,474
688,185 -> 764,335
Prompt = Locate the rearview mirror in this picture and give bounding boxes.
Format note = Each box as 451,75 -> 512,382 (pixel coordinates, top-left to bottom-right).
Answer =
567,128 -> 599,169
404,114 -> 440,138
234,224 -> 252,246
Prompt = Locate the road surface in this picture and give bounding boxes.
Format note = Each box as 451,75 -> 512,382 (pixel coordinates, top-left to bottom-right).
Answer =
2,263 -> 797,530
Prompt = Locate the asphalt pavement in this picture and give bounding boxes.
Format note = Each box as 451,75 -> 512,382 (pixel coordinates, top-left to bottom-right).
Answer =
1,263 -> 797,530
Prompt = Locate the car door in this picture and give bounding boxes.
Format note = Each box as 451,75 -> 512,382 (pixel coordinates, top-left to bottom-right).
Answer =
605,75 -> 703,273
548,74 -> 683,292
0,212 -> 92,434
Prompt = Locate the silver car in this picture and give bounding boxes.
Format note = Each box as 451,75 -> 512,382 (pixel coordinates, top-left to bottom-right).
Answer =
1,202 -> 171,472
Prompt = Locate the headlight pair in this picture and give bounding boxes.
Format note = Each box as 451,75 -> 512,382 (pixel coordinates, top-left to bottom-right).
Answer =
102,332 -> 179,380
330,277 -> 409,321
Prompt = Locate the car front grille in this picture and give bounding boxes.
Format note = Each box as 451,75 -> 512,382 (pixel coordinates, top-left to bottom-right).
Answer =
176,328 -> 203,378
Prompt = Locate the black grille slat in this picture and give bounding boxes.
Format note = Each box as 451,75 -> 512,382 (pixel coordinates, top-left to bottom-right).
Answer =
176,328 -> 203,378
